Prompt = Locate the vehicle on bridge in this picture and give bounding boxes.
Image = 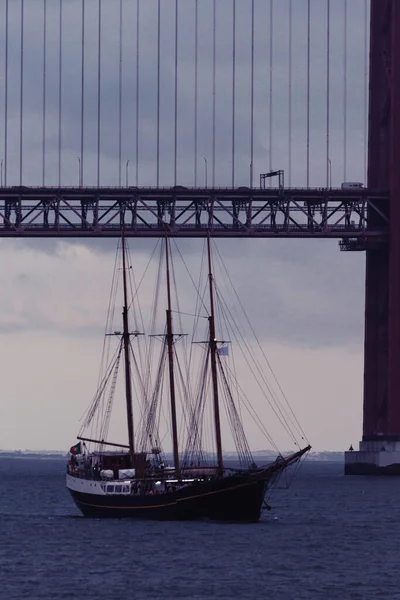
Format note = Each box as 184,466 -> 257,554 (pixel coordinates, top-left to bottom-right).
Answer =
341,181 -> 364,190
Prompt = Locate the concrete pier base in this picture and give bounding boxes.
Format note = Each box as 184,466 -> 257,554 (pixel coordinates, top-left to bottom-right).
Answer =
345,440 -> 400,475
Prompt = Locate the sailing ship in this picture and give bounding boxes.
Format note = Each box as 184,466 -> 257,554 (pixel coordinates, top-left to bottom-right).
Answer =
66,233 -> 310,522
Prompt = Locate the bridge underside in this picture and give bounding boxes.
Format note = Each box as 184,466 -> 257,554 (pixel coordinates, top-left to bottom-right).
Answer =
346,0 -> 400,474
0,187 -> 388,239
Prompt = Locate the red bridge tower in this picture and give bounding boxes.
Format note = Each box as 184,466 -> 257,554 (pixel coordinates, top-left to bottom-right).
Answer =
345,0 -> 400,474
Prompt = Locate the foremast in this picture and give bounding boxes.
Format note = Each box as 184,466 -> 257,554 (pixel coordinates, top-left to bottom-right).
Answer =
207,235 -> 224,476
164,234 -> 181,477
121,230 -> 135,468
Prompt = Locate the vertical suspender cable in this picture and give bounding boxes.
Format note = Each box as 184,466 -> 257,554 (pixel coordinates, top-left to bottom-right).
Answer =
118,0 -> 123,186
174,0 -> 178,186
97,0 -> 101,187
80,0 -> 85,186
20,0 -> 24,185
269,0 -> 273,180
288,0 -> 292,187
231,0 -> 236,188
306,0 -> 310,187
250,0 -> 254,188
42,0 -> 47,186
326,0 -> 330,188
4,0 -> 8,186
194,0 -> 198,186
364,0 -> 368,185
58,0 -> 62,186
343,0 -> 347,182
156,0 -> 161,187
135,0 -> 140,186
212,0 -> 216,187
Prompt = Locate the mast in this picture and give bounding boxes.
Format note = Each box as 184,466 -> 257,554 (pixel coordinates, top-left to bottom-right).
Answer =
207,234 -> 224,475
165,234 -> 180,476
121,230 -> 135,467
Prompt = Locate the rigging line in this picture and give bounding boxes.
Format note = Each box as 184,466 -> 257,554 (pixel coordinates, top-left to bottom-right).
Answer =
80,0 -> 85,187
96,240 -> 120,390
104,244 -> 120,373
269,0 -> 273,181
187,241 -> 208,374
250,0 -> 254,188
156,0 -> 161,187
176,350 -> 195,444
126,244 -> 147,333
135,0 -> 140,187
306,0 -> 310,187
364,0 -> 368,185
288,0 -> 292,187
129,340 -> 147,417
186,357 -> 210,462
97,0 -> 102,187
20,0 -> 24,186
194,0 -> 198,187
326,0 -> 330,189
80,343 -> 122,427
212,242 -> 308,441
174,0 -> 178,186
217,284 -> 305,444
212,0 -> 216,187
58,0 -> 62,187
343,0 -> 347,183
4,0 -> 8,187
221,360 -> 280,450
171,310 -> 206,319
127,238 -> 161,311
171,238 -> 210,317
118,0 -> 123,187
126,246 -> 148,378
217,286 -> 242,422
99,346 -> 123,442
232,0 -> 236,188
143,241 -> 164,397
218,356 -> 253,463
213,284 -> 296,445
170,242 -> 193,404
42,0 -> 47,187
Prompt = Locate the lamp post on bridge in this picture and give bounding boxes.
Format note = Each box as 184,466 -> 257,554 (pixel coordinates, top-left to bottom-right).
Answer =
203,157 -> 208,188
0,159 -> 3,187
328,158 -> 332,188
78,157 -> 81,187
126,160 -> 130,187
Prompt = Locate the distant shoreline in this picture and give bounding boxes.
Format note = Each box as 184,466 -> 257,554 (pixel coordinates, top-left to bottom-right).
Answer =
0,450 -> 345,462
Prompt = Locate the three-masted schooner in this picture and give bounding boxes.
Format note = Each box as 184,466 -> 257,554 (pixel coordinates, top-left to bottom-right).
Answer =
66,233 -> 310,522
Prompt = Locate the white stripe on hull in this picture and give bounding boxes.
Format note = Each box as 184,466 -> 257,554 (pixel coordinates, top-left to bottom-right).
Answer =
66,474 -> 107,495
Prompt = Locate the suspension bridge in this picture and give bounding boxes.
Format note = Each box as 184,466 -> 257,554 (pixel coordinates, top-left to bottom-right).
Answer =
0,0 -> 398,473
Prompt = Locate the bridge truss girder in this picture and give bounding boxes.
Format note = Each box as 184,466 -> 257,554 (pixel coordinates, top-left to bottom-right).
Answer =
0,187 -> 389,240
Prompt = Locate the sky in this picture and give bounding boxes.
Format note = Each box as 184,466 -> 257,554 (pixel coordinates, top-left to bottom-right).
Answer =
0,0 -> 369,453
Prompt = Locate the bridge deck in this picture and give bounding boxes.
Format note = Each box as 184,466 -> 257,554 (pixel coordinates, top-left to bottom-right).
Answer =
0,186 -> 389,239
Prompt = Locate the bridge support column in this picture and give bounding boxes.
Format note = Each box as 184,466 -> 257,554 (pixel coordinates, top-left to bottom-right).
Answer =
345,0 -> 400,474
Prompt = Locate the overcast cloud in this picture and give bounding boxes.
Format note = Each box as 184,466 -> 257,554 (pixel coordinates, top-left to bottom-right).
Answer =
0,0 -> 369,452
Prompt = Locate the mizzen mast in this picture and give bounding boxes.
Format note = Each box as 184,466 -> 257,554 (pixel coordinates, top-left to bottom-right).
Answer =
207,235 -> 224,475
165,234 -> 181,477
121,230 -> 135,468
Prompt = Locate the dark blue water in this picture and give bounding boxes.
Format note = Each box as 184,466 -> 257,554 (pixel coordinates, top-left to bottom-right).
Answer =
0,458 -> 399,600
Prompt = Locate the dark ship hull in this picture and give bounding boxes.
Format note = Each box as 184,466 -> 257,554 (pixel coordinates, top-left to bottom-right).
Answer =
67,474 -> 268,522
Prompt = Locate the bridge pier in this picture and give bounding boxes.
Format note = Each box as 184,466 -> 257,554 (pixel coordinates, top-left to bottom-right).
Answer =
345,0 -> 400,474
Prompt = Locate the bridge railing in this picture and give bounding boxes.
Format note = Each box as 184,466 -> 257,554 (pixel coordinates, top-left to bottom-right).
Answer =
0,187 -> 389,239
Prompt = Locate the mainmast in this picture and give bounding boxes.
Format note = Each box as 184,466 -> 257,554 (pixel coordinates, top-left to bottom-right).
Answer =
207,235 -> 224,475
121,231 -> 135,468
165,235 -> 180,477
